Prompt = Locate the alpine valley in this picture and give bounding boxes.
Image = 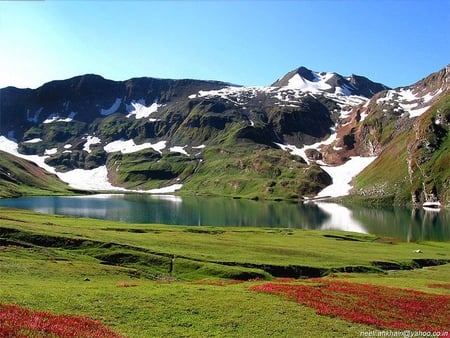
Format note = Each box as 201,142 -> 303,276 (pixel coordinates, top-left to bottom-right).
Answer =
0,65 -> 449,207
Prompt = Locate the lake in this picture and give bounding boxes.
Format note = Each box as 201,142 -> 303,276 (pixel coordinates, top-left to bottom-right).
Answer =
0,194 -> 448,241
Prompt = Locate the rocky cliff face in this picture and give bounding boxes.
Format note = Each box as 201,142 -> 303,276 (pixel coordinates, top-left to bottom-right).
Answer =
0,75 -> 229,138
0,66 -> 448,205
345,66 -> 450,206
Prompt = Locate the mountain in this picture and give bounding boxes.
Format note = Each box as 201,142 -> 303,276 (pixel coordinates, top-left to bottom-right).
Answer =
0,66 -> 448,207
271,66 -> 388,98
343,65 -> 450,206
0,150 -> 75,198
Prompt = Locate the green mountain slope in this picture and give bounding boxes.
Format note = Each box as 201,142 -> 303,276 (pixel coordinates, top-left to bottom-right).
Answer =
0,151 -> 75,198
352,93 -> 450,206
181,142 -> 331,200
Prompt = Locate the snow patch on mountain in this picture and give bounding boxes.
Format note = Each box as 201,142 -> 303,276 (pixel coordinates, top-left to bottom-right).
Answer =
274,115 -> 378,199
170,146 -> 189,156
276,128 -> 337,165
0,135 -> 182,193
43,113 -> 60,124
44,148 -> 58,155
376,87 -> 443,118
58,166 -> 182,193
147,184 -> 183,194
189,74 -> 367,114
43,112 -> 77,124
335,84 -> 354,96
0,136 -> 56,174
191,86 -> 271,106
83,135 -> 101,153
126,100 -> 161,120
150,141 -> 168,154
317,156 -> 377,198
57,166 -> 117,191
276,129 -> 377,198
104,139 -> 167,154
60,112 -> 77,122
24,138 -> 43,144
100,98 -> 122,116
56,166 -> 181,193
360,110 -> 369,122
285,72 -> 333,92
275,143 -> 308,163
0,136 -> 21,155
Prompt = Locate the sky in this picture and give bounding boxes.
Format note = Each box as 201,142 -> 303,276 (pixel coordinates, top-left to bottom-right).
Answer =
1,0 -> 449,89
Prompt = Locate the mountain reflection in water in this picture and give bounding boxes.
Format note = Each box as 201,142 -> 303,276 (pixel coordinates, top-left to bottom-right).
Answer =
0,194 -> 448,241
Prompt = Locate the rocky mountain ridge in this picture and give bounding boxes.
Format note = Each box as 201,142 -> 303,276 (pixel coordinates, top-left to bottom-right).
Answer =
0,65 -> 448,206
336,65 -> 450,205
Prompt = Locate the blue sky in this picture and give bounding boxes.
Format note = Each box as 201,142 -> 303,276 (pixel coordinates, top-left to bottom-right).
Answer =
1,0 -> 449,89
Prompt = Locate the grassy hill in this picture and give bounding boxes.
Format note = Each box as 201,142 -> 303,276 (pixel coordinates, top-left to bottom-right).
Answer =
0,150 -> 76,198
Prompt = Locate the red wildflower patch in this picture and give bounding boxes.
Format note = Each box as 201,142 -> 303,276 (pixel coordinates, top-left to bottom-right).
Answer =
428,283 -> 450,290
0,303 -> 123,338
250,279 -> 450,332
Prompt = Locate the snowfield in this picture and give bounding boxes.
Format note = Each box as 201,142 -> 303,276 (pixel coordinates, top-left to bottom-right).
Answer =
286,72 -> 333,92
276,129 -> 376,198
44,148 -> 58,155
43,112 -> 77,124
276,129 -> 337,165
104,139 -> 167,154
126,100 -> 161,120
376,87 -> 442,118
317,156 -> 377,198
0,136 -> 182,194
170,146 -> 189,156
23,138 -> 43,144
188,71 -> 367,114
57,166 -> 118,191
83,136 -> 101,153
57,166 -> 182,193
0,136 -> 56,174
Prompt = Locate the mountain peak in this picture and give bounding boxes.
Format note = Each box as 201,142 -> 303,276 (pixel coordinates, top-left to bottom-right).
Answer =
271,66 -> 316,87
295,66 -> 317,82
347,74 -> 390,97
272,67 -> 389,98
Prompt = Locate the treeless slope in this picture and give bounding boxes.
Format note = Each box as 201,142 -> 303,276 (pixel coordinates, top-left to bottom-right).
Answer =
0,150 -> 75,197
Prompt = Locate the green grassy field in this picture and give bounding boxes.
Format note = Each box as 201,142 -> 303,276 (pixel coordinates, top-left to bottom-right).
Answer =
0,207 -> 449,337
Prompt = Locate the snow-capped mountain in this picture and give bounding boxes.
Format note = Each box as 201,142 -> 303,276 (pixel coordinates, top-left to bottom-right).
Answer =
272,66 -> 388,97
330,65 -> 450,158
326,65 -> 450,205
0,65 -> 448,206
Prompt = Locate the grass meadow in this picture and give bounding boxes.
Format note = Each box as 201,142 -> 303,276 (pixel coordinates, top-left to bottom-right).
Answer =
0,207 -> 449,337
